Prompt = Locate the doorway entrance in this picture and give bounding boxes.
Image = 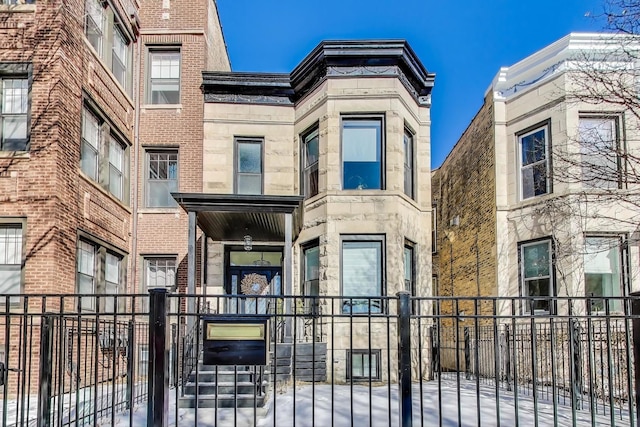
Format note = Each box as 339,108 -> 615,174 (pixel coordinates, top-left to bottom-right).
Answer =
225,248 -> 282,314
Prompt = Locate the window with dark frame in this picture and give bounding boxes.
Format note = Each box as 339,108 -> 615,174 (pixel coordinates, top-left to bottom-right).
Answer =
235,138 -> 263,195
342,117 -> 383,190
76,239 -> 124,312
302,127 -> 319,198
146,150 -> 178,207
404,129 -> 414,199
583,235 -> 625,313
303,242 -> 320,315
404,242 -> 416,313
341,236 -> 384,314
148,49 -> 180,104
518,124 -> 550,200
347,350 -> 381,381
519,239 -> 554,314
1,77 -> 29,151
0,224 -> 23,302
578,116 -> 621,189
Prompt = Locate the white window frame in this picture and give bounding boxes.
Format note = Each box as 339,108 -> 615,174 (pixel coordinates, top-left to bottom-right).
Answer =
578,116 -> 621,190
85,0 -> 105,55
583,235 -> 625,313
148,49 -> 181,105
112,26 -> 130,90
518,123 -> 550,200
341,235 -> 385,314
519,238 -> 554,314
142,256 -> 177,311
76,238 -> 125,312
108,137 -> 125,200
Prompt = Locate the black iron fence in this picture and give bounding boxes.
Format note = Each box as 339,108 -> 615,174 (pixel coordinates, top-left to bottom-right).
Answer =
2,293 -> 640,426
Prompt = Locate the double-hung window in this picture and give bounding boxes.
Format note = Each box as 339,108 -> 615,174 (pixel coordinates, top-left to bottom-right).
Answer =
519,239 -> 554,314
81,106 -> 129,202
142,257 -> 176,311
518,123 -> 550,199
584,236 -> 625,312
0,224 -> 23,301
85,0 -> 105,55
302,242 -> 320,315
148,49 -> 180,104
342,117 -> 383,190
302,127 -> 319,198
341,235 -> 384,314
146,150 -> 178,207
81,108 -> 101,180
578,117 -> 621,189
235,138 -> 263,195
404,129 -> 414,198
1,77 -> 28,151
112,27 -> 130,90
404,242 -> 416,313
76,240 -> 124,312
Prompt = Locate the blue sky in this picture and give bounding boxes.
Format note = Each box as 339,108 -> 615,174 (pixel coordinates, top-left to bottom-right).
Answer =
216,0 -> 605,167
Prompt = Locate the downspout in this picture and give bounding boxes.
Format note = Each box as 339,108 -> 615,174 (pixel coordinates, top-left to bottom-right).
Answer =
129,32 -> 142,300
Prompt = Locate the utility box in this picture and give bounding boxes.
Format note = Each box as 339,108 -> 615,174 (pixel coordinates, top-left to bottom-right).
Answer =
202,316 -> 269,365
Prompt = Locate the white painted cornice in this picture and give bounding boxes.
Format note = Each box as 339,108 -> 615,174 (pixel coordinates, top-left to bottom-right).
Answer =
486,32 -> 640,100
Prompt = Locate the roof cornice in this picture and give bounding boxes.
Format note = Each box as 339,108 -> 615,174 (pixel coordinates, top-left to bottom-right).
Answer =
202,40 -> 435,107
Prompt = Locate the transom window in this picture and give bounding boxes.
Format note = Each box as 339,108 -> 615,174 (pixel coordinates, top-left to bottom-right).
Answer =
0,224 -> 23,301
342,117 -> 383,190
519,239 -> 553,314
146,150 -> 178,208
584,236 -> 624,312
302,127 -> 319,198
578,117 -> 621,189
518,124 -> 550,199
1,77 -> 29,151
341,236 -> 384,314
148,49 -> 181,104
235,138 -> 263,195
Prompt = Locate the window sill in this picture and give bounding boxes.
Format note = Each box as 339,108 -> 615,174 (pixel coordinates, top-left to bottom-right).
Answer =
0,151 -> 29,159
137,207 -> 181,214
79,170 -> 132,212
0,4 -> 36,12
141,104 -> 183,111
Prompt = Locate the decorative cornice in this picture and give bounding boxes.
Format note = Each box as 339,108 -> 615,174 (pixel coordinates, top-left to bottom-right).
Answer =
202,40 -> 435,107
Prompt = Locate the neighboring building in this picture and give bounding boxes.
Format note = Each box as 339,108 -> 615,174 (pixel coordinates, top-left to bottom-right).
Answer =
174,40 -> 435,382
433,33 -> 640,316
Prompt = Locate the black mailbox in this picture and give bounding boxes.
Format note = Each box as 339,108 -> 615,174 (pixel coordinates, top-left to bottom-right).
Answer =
202,316 -> 269,365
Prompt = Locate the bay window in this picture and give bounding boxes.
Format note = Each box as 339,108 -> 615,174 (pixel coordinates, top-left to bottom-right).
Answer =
341,235 -> 384,314
342,117 -> 383,190
519,239 -> 554,314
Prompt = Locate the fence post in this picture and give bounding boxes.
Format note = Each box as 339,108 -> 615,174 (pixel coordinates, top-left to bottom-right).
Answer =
464,326 -> 471,380
126,320 -> 135,410
397,291 -> 413,427
148,289 -> 169,427
37,315 -> 53,427
503,324 -> 511,391
568,317 -> 583,411
630,292 -> 640,427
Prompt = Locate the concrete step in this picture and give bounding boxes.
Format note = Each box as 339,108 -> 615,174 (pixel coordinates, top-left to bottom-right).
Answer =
184,381 -> 258,395
188,371 -> 255,383
178,394 -> 266,409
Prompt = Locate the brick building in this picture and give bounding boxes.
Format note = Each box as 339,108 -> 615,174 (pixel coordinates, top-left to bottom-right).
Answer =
433,33 -> 640,316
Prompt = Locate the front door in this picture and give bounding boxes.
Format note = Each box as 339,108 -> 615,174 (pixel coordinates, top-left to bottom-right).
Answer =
227,266 -> 281,314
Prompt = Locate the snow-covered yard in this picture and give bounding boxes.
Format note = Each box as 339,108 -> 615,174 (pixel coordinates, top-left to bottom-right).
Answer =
3,378 -> 632,426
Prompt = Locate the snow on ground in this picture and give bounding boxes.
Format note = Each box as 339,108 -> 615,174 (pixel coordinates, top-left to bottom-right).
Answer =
3,378 -> 632,426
